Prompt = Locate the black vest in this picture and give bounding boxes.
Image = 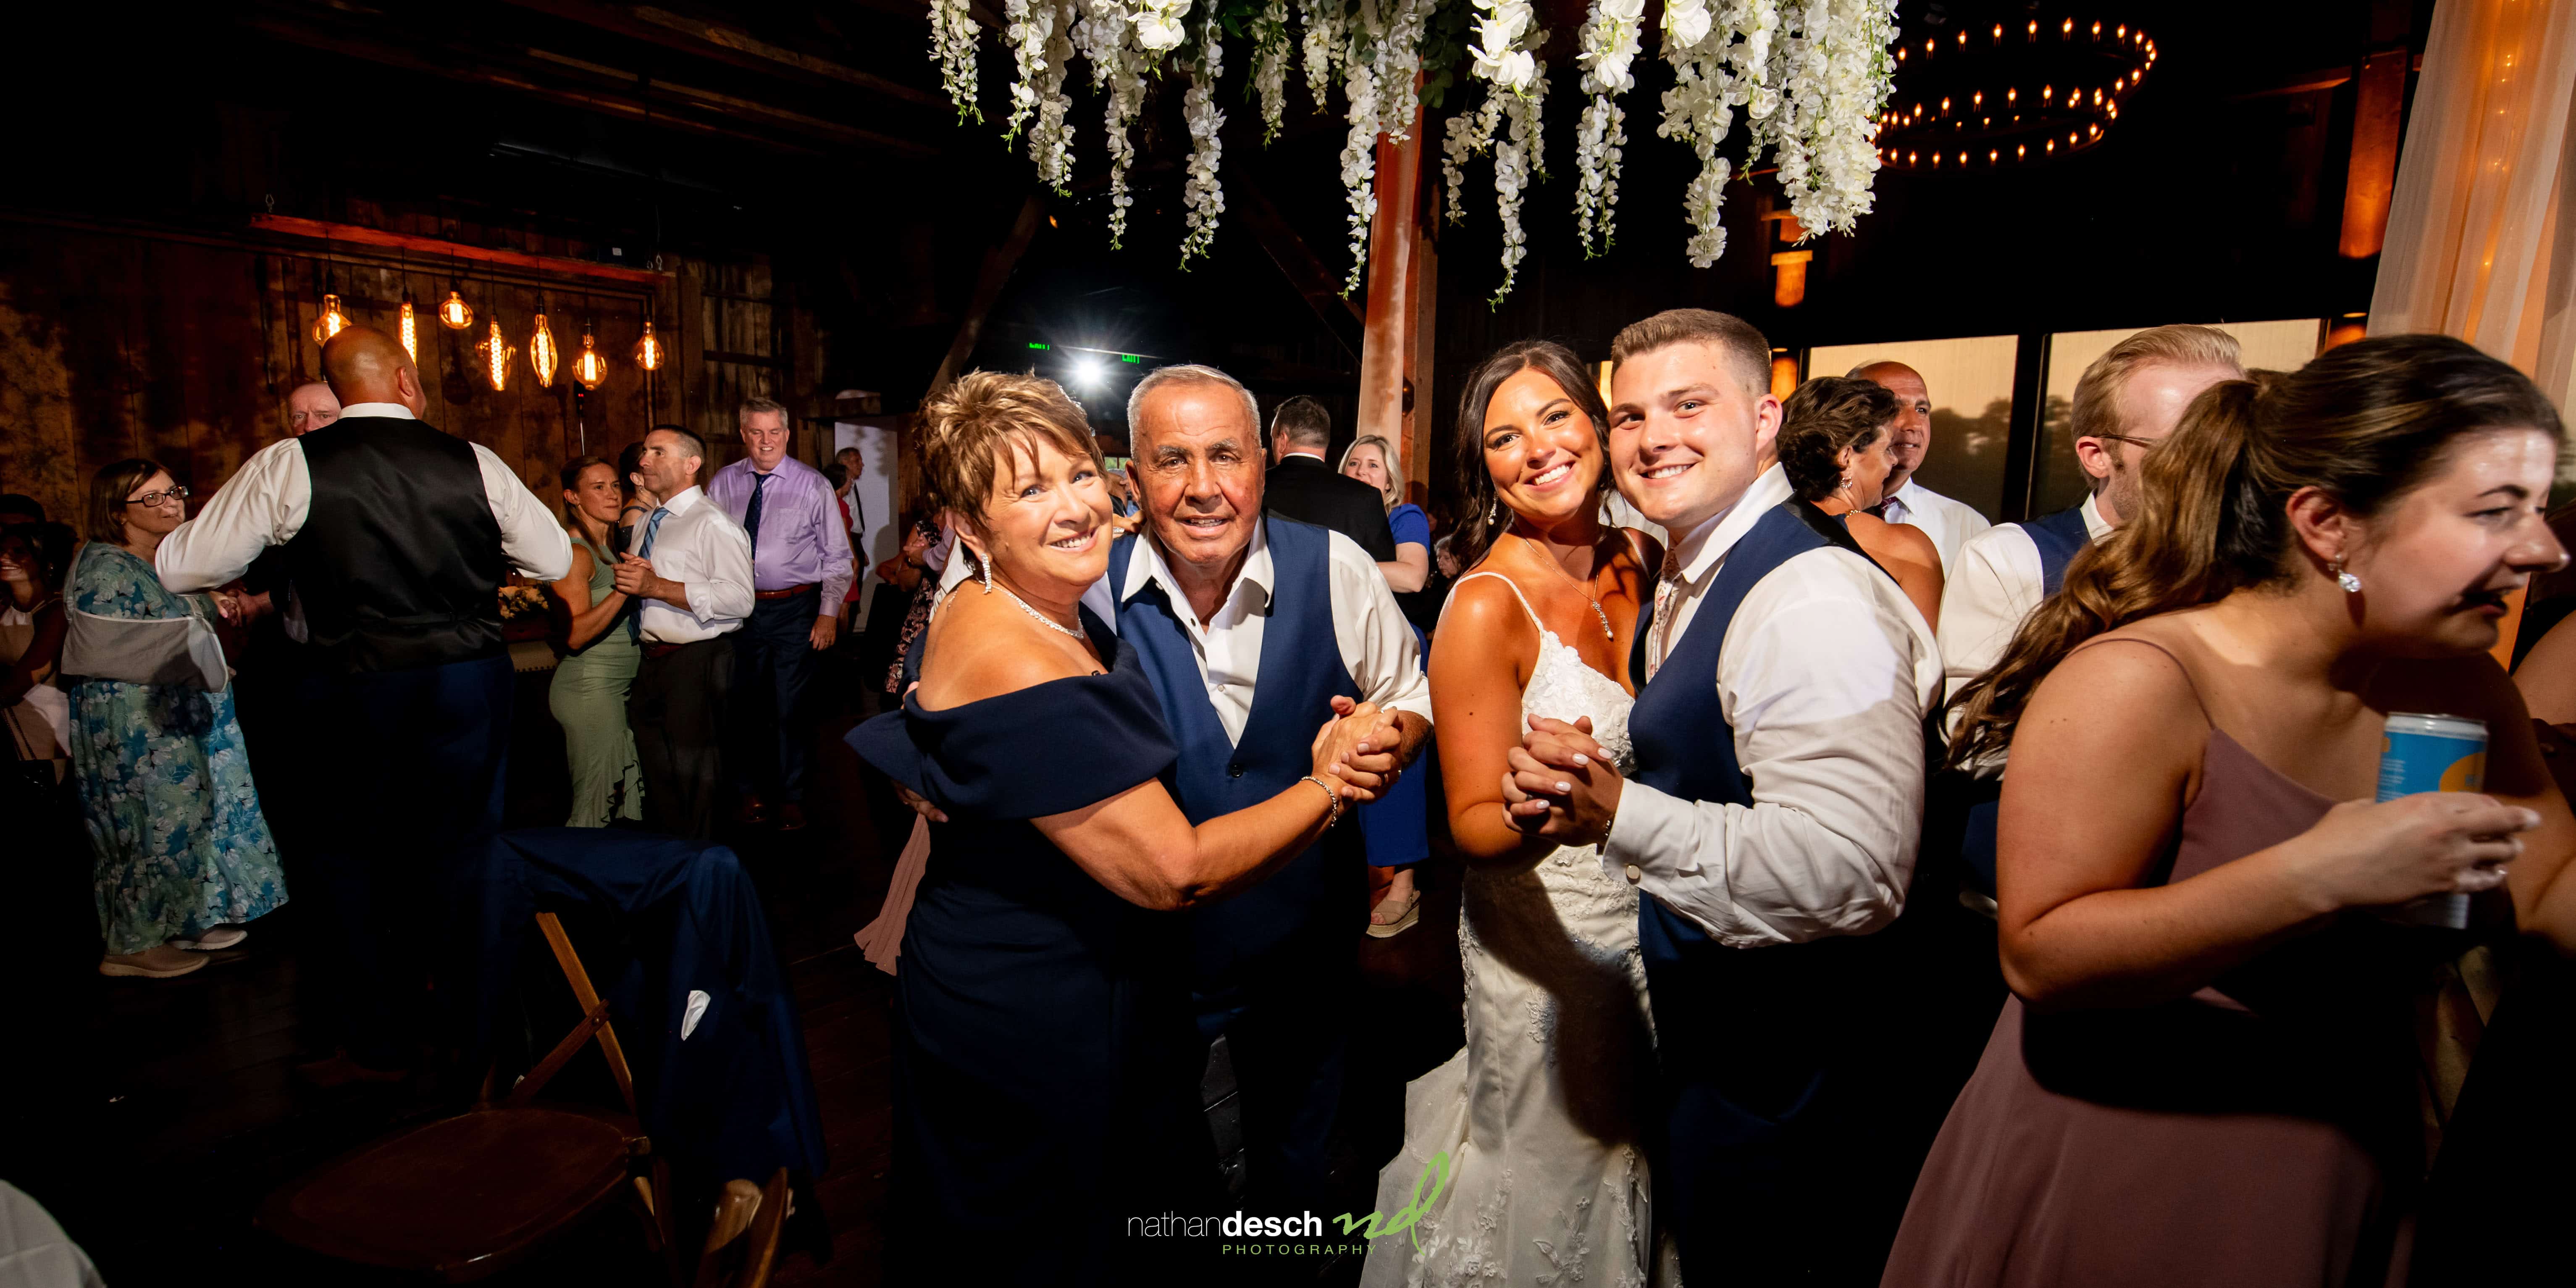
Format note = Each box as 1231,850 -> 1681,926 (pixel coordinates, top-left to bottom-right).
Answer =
285,415 -> 509,674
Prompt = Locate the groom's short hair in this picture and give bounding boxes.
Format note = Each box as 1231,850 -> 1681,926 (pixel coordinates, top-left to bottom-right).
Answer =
1610,309 -> 1772,400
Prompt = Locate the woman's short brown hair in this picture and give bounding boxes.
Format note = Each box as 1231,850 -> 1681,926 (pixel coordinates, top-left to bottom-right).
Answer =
87,457 -> 169,545
916,371 -> 1103,526
1778,377 -> 1901,502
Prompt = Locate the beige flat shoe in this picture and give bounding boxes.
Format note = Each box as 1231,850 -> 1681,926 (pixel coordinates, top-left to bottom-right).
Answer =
100,946 -> 209,978
171,925 -> 248,951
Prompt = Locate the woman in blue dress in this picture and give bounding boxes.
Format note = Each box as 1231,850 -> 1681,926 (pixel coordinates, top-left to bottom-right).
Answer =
848,372 -> 1388,1285
68,459 -> 286,979
1338,434 -> 1435,934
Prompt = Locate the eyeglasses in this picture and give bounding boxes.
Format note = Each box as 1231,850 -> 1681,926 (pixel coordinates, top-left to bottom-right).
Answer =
2089,433 -> 2164,450
124,485 -> 191,508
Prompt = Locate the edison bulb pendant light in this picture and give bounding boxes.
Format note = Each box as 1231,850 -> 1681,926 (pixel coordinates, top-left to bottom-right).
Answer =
310,293 -> 350,344
572,325 -> 608,390
529,312 -> 559,388
475,317 -> 516,392
438,287 -> 474,330
398,292 -> 420,360
633,319 -> 665,371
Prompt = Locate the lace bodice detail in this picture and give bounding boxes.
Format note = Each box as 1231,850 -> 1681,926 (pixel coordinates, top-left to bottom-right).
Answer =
1452,572 -> 1637,773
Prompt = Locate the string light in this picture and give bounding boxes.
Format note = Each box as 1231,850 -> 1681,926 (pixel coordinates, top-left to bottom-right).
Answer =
310,292 -> 350,345
399,291 -> 419,360
529,310 -> 559,388
633,319 -> 665,371
438,287 -> 473,330
476,315 -> 515,392
572,322 -> 609,390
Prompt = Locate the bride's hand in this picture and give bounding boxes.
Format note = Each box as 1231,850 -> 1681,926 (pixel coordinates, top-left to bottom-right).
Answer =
1310,704 -> 1388,803
1506,715 -> 1620,846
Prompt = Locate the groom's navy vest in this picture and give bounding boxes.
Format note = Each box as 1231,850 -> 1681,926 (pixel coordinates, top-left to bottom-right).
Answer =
1626,499 -> 1914,1271
2019,501 -> 2095,596
1109,517 -> 1365,992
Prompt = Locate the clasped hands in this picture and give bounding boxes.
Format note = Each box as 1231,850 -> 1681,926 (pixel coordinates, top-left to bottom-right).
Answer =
613,553 -> 672,603
1499,715 -> 1620,847
1307,697 -> 1407,807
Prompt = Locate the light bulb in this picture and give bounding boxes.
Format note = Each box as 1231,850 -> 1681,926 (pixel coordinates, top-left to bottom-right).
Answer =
529,313 -> 559,388
476,318 -> 516,392
439,289 -> 474,330
573,328 -> 608,390
399,293 -> 419,360
633,320 -> 664,372
311,293 -> 349,345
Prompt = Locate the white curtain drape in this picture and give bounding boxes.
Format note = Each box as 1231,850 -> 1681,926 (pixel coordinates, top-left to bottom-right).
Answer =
2370,0 -> 2576,414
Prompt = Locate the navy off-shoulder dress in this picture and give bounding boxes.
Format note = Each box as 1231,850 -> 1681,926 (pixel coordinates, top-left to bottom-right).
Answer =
845,607 -> 1216,1284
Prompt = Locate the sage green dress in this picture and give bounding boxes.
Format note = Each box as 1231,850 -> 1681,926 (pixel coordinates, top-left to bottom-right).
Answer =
548,532 -> 645,826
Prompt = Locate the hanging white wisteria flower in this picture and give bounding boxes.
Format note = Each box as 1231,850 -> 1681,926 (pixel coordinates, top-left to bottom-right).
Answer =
1180,16 -> 1227,264
1028,0 -> 1080,193
1467,0 -> 1539,94
1071,0 -> 1148,247
1769,0 -> 1894,238
1441,91 -> 1502,226
1249,0 -> 1292,143
1132,0 -> 1194,53
1003,0 -> 1049,141
1573,0 -> 1642,257
1336,0 -> 1428,295
1489,61 -> 1546,303
929,0 -> 981,122
1656,0 -> 1749,267
1299,0 -> 1345,112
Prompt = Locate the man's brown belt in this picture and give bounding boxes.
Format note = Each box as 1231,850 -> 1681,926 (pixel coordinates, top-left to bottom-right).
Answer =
754,583 -> 818,601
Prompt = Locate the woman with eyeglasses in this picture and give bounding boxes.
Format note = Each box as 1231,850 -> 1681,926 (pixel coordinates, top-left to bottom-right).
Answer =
65,460 -> 284,980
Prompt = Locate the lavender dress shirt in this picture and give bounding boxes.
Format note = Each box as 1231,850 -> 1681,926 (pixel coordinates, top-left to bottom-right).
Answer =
706,455 -> 856,608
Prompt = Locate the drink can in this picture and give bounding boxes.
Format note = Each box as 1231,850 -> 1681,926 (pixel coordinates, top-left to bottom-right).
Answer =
2375,713 -> 2487,929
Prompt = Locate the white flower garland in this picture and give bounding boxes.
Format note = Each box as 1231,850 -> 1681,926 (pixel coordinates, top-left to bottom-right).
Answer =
1573,0 -> 1643,257
1030,0 -> 1079,193
1490,61 -> 1546,303
1657,0 -> 1762,267
1441,92 -> 1502,226
1003,0 -> 1048,141
930,0 -> 981,123
1132,0 -> 1192,53
1468,0 -> 1538,93
1249,0 -> 1292,143
1180,16 -> 1227,264
1299,0 -> 1345,112
1071,1 -> 1148,247
1336,0 -> 1427,296
1766,0 -> 1892,238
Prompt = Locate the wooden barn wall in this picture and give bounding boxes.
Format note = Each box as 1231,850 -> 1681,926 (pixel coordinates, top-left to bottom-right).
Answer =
0,218 -> 824,531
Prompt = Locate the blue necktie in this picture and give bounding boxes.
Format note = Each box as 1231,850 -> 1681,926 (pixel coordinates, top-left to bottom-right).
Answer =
626,506 -> 670,641
744,472 -> 772,566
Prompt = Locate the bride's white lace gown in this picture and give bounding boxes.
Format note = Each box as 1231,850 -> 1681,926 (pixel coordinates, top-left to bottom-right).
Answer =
1360,573 -> 1681,1288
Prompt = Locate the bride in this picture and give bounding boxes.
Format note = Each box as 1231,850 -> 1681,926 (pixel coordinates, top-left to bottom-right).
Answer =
1361,340 -> 1679,1287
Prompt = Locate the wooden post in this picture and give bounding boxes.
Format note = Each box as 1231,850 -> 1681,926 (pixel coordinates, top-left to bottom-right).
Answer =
1357,117 -> 1424,468
1405,218 -> 1438,500
2338,47 -> 2409,259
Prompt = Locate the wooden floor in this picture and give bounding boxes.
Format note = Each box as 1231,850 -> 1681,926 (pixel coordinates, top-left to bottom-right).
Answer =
1,648 -> 1466,1286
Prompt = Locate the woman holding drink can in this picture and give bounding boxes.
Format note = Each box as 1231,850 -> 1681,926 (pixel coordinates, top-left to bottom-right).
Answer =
1880,335 -> 2576,1288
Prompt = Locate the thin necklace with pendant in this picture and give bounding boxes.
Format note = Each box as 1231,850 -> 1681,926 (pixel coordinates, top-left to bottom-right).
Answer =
1522,533 -> 1615,641
994,583 -> 1085,639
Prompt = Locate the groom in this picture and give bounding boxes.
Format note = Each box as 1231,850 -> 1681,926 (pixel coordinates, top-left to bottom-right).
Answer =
1504,309 -> 1941,1283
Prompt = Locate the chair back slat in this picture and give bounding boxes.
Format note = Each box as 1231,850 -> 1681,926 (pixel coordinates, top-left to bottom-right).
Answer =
535,911 -> 641,1117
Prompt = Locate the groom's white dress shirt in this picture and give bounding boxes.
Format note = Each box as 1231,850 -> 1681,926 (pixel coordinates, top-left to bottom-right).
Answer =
1605,464 -> 1943,948
1879,478 -> 1992,574
1935,492 -> 2114,703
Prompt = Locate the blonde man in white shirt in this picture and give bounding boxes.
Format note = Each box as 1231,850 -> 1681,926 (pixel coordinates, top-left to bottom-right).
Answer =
1850,360 -> 1993,571
1937,326 -> 2245,702
1501,308 -> 1942,1284
617,425 -> 754,840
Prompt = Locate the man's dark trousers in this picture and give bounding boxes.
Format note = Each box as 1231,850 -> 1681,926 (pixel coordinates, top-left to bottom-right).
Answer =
292,652 -> 515,1071
630,637 -> 733,840
729,587 -> 820,805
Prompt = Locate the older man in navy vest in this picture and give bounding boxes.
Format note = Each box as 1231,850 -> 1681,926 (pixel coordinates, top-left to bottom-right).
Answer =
1503,310 -> 1941,1283
1102,363 -> 1433,1214
159,326 -> 571,1086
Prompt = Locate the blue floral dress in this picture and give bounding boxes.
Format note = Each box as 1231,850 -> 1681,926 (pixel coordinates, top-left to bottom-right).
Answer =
67,543 -> 286,954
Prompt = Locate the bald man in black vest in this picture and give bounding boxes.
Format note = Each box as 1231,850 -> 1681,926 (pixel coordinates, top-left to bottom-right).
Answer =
160,326 -> 571,1086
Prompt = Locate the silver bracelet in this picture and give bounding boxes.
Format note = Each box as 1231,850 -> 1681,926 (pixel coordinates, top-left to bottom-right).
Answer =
1300,774 -> 1342,828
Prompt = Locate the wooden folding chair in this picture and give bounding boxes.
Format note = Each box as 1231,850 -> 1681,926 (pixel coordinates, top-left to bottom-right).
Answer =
258,912 -> 684,1282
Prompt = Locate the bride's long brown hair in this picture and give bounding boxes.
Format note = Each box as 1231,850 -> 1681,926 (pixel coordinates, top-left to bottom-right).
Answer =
1946,334 -> 2564,769
1448,339 -> 1614,570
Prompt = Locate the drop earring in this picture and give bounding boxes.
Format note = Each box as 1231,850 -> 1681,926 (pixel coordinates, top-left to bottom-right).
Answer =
2332,556 -> 2361,594
980,552 -> 995,593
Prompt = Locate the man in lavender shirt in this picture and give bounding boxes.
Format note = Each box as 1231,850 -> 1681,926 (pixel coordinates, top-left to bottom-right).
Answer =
708,397 -> 854,831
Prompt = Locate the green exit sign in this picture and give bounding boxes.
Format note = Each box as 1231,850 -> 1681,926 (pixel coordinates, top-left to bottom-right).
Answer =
1122,354 -> 1141,363
1027,342 -> 1050,350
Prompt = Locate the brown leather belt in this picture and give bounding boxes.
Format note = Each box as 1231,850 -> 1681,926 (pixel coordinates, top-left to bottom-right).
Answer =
640,641 -> 689,660
753,583 -> 819,601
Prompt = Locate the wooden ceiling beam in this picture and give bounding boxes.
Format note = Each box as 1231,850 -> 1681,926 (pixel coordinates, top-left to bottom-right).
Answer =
499,0 -> 943,108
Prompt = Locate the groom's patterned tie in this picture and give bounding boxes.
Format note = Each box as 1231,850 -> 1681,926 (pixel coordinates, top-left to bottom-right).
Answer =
1647,544 -> 1684,682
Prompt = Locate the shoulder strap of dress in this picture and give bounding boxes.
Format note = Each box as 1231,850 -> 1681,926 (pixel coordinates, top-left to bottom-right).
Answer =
2068,636 -> 2213,726
1448,570 -> 1546,633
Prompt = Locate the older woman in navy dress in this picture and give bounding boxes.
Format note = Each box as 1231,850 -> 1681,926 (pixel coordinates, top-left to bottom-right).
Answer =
848,371 -> 1389,1285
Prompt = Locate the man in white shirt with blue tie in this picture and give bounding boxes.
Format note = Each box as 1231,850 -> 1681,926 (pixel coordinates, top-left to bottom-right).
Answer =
618,425 -> 754,840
